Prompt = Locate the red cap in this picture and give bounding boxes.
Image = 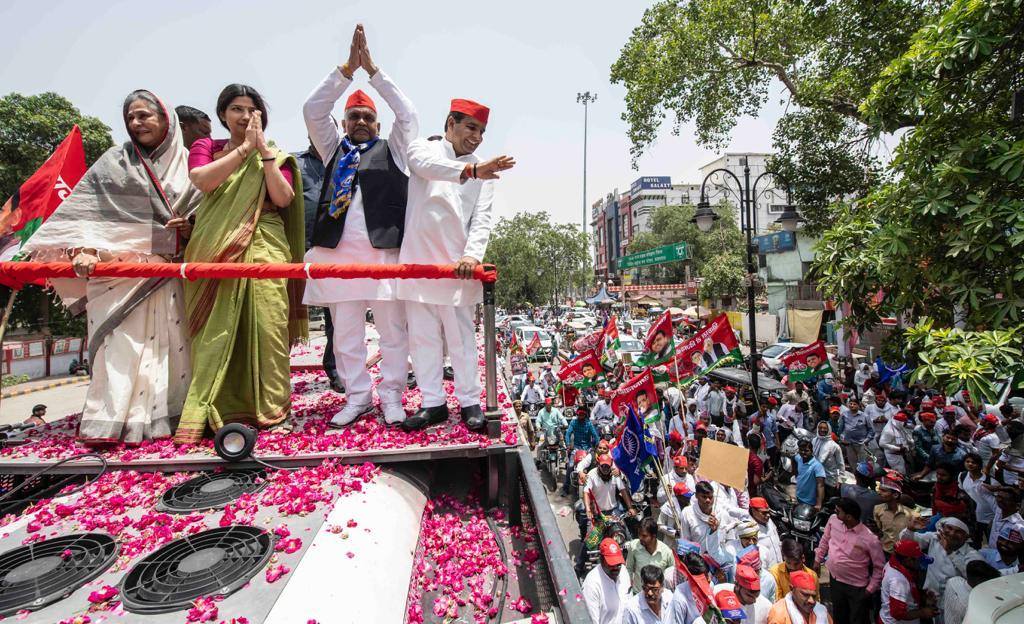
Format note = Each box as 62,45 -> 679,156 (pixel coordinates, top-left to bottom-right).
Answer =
725,386 -> 737,393
714,590 -> 746,619
943,405 -> 958,414
982,414 -> 999,427
894,539 -> 925,559
893,411 -> 908,422
345,89 -> 376,112
767,396 -> 779,406
597,454 -> 613,466
450,98 -> 489,125
735,564 -> 761,591
599,538 -> 625,565
544,397 -> 552,405
695,423 -> 708,431
669,430 -> 684,444
920,411 -> 937,424
673,455 -> 688,468
673,481 -> 693,497
789,570 -> 817,591
748,497 -> 769,510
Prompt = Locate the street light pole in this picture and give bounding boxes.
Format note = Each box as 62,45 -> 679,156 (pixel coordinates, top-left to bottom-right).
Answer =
577,92 -> 597,236
691,165 -> 801,402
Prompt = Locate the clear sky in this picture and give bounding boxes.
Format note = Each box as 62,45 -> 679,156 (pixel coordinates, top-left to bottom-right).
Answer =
0,0 -> 794,230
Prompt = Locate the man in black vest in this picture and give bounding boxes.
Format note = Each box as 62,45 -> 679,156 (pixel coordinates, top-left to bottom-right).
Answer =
302,24 -> 417,427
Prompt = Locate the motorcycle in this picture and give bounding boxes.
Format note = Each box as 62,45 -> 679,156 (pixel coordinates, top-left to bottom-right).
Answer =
578,510 -> 631,577
542,429 -> 566,484
762,479 -> 836,565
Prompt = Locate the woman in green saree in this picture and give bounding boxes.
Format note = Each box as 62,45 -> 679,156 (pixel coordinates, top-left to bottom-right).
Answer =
175,84 -> 306,444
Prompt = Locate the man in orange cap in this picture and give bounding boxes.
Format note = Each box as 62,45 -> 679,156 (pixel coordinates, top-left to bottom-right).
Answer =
398,96 -> 515,432
302,24 -> 418,428
582,537 -> 630,624
766,569 -> 831,623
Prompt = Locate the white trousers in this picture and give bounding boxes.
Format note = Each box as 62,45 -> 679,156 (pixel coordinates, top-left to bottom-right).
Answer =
405,302 -> 480,409
330,300 -> 409,406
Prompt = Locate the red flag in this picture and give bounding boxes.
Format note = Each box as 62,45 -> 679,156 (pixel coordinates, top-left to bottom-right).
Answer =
526,332 -> 541,355
0,126 -> 87,288
610,369 -> 658,425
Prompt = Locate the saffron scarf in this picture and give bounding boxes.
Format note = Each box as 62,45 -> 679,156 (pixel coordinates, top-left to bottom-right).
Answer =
329,136 -> 378,218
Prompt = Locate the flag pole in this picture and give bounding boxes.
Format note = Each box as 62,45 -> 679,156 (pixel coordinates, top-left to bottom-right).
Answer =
0,289 -> 19,414
650,453 -> 683,538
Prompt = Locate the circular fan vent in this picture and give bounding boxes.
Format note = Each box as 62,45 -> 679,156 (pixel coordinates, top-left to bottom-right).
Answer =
120,525 -> 274,614
157,470 -> 266,513
0,533 -> 118,616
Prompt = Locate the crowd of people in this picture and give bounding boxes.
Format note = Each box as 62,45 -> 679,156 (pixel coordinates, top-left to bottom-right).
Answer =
22,24 -> 515,444
506,306 -> 1023,623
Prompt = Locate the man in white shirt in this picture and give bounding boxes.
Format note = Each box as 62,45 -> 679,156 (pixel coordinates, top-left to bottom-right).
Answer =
714,564 -> 773,624
748,497 -> 783,571
591,390 -> 615,428
693,378 -> 711,413
520,378 -> 543,407
865,392 -> 896,439
900,516 -> 982,600
302,25 -> 416,427
624,564 -> 674,623
397,98 -> 515,432
584,455 -> 636,522
582,538 -> 631,624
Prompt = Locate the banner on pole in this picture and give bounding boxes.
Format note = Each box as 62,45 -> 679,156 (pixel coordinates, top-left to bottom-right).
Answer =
652,314 -> 741,385
781,340 -> 832,382
556,350 -> 605,388
611,369 -> 658,426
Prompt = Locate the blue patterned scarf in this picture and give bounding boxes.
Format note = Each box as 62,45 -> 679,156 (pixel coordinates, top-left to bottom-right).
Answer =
329,136 -> 379,219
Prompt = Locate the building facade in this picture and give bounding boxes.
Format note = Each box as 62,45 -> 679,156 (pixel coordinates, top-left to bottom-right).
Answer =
698,153 -> 786,234
590,190 -> 622,283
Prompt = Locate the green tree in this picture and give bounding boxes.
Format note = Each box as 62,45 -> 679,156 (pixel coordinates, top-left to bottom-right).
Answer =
0,92 -> 114,336
484,212 -> 591,310
610,0 -> 935,231
815,0 -> 1024,331
904,319 -> 1023,403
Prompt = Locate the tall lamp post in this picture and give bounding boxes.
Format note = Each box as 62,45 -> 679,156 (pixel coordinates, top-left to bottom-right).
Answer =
577,92 -> 597,236
691,160 -> 803,400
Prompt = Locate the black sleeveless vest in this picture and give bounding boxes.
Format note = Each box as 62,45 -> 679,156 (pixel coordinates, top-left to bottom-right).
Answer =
311,138 -> 408,249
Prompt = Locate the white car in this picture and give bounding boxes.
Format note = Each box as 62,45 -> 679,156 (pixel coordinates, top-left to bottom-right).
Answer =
616,337 -> 645,364
620,320 -> 650,339
515,325 -> 553,361
759,342 -> 808,376
965,572 -> 1024,623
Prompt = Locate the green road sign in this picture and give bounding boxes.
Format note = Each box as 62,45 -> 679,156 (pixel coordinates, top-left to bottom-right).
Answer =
616,242 -> 689,270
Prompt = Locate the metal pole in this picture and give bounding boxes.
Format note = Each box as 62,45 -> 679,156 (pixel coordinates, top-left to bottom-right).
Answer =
0,289 -> 18,415
583,100 -> 588,235
483,280 -> 500,438
743,162 -> 760,401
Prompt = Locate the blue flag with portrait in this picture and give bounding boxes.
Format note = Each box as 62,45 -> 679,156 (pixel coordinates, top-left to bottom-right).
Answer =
611,404 -> 658,493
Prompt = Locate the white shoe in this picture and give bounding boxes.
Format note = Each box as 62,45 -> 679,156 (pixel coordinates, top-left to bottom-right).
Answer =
382,402 -> 407,426
330,402 -> 373,428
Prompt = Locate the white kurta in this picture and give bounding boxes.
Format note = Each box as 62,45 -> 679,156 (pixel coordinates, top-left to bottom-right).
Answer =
300,68 -> 417,408
396,138 -> 494,306
302,68 -> 417,304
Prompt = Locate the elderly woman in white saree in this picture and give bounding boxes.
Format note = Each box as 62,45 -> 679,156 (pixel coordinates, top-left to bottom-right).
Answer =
23,90 -> 198,445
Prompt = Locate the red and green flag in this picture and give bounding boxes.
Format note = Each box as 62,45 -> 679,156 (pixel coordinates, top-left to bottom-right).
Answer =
781,340 -> 833,382
556,350 -> 605,388
636,310 -> 675,366
0,126 -> 87,288
653,314 -> 742,385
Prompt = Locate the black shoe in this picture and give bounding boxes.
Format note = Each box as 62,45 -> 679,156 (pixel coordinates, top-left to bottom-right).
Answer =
401,405 -> 449,432
442,366 -> 455,381
460,404 -> 486,432
328,376 -> 345,394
